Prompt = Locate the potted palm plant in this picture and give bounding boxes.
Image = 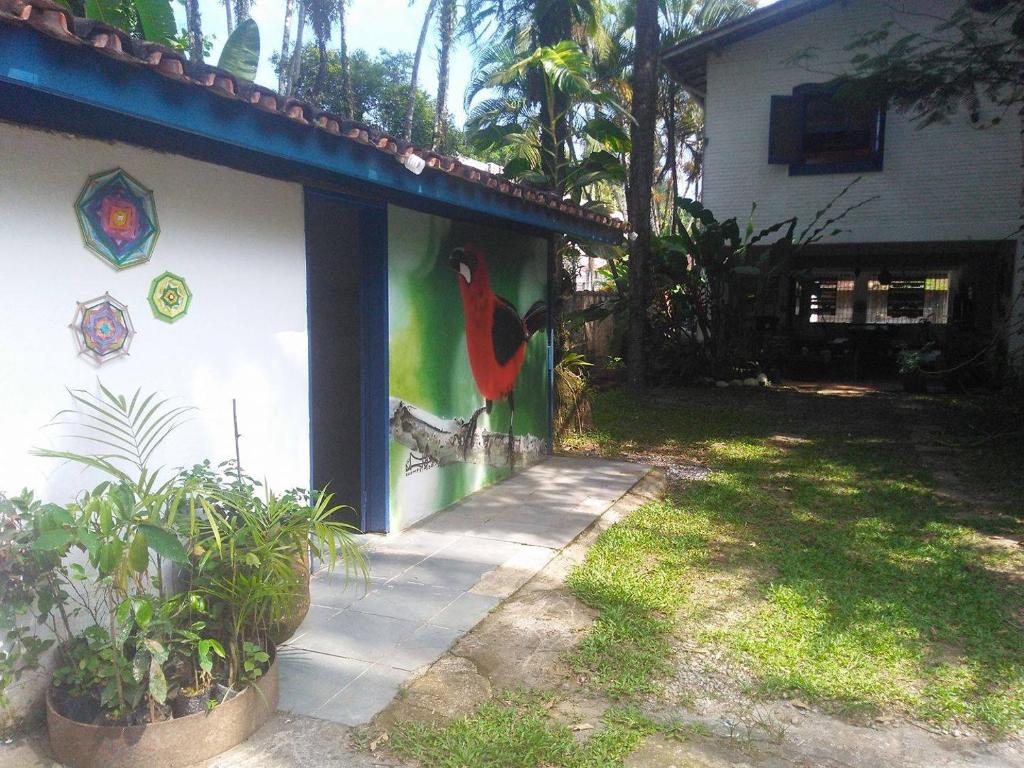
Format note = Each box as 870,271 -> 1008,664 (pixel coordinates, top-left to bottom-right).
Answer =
0,385 -> 364,768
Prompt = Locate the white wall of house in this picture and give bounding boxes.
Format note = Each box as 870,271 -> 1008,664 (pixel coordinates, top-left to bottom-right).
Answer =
702,0 -> 1019,245
0,121 -> 310,509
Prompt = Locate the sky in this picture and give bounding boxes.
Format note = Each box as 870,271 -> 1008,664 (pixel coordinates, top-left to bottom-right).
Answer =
179,0 -> 779,129
180,0 -> 476,125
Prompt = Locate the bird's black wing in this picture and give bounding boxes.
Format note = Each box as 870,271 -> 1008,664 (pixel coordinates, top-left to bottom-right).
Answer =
522,300 -> 547,338
492,296 -> 528,366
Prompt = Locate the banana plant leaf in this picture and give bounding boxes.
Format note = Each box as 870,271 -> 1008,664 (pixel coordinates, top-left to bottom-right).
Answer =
84,0 -> 132,32
218,18 -> 260,81
134,0 -> 176,46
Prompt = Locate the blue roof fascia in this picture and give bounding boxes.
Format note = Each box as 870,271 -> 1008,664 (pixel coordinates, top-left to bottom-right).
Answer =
0,25 -> 620,244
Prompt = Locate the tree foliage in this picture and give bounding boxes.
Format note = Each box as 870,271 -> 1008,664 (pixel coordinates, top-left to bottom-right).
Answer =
281,46 -> 465,153
832,1 -> 1024,127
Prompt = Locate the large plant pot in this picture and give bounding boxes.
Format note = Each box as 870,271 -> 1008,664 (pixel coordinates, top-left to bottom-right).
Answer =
899,371 -> 928,394
46,650 -> 279,768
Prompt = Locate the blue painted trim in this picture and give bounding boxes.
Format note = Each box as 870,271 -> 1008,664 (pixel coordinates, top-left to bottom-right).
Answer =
0,25 -> 620,245
546,239 -> 556,451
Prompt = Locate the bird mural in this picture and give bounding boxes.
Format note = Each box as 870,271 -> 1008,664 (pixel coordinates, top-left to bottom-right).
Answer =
449,243 -> 547,467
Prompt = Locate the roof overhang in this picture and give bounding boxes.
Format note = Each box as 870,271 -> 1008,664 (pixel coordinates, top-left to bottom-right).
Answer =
0,21 -> 624,244
661,0 -> 839,97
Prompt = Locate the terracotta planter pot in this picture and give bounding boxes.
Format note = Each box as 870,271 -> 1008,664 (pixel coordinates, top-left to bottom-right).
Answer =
46,650 -> 279,768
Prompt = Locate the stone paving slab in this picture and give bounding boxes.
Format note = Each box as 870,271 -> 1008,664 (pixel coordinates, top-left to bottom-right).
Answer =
279,456 -> 650,726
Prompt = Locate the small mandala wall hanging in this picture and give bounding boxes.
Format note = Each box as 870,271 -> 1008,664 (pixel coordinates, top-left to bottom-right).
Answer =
71,293 -> 135,364
148,271 -> 192,323
75,168 -> 160,270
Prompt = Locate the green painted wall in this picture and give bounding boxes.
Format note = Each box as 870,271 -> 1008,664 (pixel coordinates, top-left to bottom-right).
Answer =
387,205 -> 550,529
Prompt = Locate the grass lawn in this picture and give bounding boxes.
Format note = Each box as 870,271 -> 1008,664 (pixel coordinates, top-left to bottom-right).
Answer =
391,692 -> 655,768
564,386 -> 1024,733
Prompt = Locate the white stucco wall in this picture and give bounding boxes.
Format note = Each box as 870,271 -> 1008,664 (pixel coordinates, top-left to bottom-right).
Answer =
702,0 -> 1019,244
0,121 -> 310,509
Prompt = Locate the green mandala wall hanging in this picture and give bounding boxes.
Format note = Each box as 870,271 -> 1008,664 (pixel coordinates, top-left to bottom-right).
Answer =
148,271 -> 192,322
76,168 -> 160,270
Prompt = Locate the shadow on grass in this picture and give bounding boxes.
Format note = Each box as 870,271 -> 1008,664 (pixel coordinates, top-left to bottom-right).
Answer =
566,386 -> 1024,732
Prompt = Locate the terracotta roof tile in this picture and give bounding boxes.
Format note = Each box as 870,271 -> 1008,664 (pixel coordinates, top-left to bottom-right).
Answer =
0,0 -> 627,234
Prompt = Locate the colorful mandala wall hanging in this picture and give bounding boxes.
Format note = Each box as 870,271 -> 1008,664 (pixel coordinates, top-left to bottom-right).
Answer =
148,271 -> 192,323
75,169 -> 160,270
71,293 -> 135,365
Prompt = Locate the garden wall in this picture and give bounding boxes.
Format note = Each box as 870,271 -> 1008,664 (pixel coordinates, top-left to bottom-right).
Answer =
0,122 -> 310,510
387,205 -> 551,530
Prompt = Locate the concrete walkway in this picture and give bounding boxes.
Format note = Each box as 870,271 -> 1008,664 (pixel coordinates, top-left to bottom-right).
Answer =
276,456 -> 650,726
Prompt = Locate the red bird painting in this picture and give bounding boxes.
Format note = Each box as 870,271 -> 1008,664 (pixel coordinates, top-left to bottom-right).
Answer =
449,243 -> 546,466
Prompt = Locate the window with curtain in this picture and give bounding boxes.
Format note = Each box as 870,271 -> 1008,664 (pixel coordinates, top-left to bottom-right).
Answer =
808,278 -> 855,323
867,275 -> 949,324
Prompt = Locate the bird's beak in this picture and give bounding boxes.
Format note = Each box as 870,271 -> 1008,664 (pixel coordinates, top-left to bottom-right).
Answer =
449,248 -> 472,285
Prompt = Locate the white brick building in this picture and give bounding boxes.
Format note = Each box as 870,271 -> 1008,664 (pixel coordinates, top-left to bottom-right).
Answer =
664,0 -> 1023,378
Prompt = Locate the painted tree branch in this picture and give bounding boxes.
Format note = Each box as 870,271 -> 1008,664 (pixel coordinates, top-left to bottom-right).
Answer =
389,397 -> 546,469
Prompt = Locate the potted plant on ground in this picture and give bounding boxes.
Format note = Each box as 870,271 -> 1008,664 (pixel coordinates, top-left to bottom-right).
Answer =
898,344 -> 940,393
0,385 -> 365,768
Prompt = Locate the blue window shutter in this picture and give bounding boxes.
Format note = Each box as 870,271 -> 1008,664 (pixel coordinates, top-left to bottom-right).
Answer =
768,95 -> 802,164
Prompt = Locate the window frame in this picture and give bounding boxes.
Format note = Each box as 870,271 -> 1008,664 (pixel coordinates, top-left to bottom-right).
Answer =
787,83 -> 886,176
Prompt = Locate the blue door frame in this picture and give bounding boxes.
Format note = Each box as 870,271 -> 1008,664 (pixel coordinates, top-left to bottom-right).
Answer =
304,189 -> 390,533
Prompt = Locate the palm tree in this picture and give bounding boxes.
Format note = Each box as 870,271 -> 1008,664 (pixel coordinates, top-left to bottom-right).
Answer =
224,0 -> 233,35
338,0 -> 353,118
279,0 -> 296,93
626,0 -> 658,392
432,0 -> 457,148
183,0 -> 203,61
287,1 -> 307,95
404,0 -> 439,141
307,0 -> 338,103
466,40 -> 629,197
234,0 -> 252,26
462,0 -> 605,187
659,0 -> 752,223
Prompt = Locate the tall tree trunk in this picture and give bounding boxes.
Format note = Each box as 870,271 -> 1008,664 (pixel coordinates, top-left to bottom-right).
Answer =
665,80 -> 679,233
404,0 -> 438,141
224,0 -> 233,34
626,0 -> 659,393
279,0 -> 295,93
432,0 -> 456,150
339,0 -> 353,118
288,2 -> 306,96
313,30 -> 328,102
184,0 -> 203,62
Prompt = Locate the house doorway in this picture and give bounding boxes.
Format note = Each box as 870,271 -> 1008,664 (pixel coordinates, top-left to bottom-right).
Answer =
304,189 -> 389,532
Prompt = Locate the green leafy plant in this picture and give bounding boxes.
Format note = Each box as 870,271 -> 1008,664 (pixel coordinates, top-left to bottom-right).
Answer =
183,462 -> 366,687
57,0 -> 178,46
0,491 -> 64,707
554,352 -> 593,437
466,40 -> 631,201
2,385 -> 365,726
569,181 -> 878,384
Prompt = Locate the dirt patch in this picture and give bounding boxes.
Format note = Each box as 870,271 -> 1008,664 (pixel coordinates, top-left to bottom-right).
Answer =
375,656 -> 492,729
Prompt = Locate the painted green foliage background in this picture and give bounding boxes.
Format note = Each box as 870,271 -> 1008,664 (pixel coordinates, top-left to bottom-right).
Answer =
388,205 -> 550,528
